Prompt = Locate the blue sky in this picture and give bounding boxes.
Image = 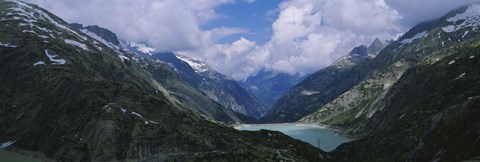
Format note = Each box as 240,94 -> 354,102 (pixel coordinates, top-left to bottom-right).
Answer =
203,1 -> 281,44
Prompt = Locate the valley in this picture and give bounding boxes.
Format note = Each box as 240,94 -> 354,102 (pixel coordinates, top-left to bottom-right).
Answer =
1,0 -> 480,161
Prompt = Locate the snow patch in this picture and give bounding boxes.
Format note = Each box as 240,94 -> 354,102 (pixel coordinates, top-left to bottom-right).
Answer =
462,31 -> 470,38
442,25 -> 455,33
79,29 -> 120,50
45,49 -> 66,65
130,42 -> 155,55
176,55 -> 209,73
448,60 -> 456,65
131,112 -> 143,118
443,4 -> 480,33
7,0 -> 86,40
301,90 -> 320,96
401,31 -> 427,44
64,39 -> 88,51
33,61 -> 45,66
38,35 -> 49,39
455,73 -> 466,80
1,140 -> 15,148
469,55 -> 475,59
118,55 -> 129,62
121,108 -> 126,113
22,30 -> 36,34
355,110 -> 363,118
0,42 -> 17,48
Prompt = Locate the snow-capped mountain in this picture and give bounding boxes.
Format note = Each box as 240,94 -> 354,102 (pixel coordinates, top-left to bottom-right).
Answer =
151,52 -> 268,118
120,40 -> 155,57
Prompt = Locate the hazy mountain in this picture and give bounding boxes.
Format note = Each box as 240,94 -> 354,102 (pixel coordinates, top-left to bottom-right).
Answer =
241,70 -> 307,108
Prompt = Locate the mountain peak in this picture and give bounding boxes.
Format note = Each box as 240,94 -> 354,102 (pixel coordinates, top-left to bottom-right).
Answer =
368,37 -> 385,54
176,55 -> 210,73
348,45 -> 368,57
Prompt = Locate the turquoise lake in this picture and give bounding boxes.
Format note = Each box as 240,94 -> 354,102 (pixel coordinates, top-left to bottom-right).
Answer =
235,124 -> 350,152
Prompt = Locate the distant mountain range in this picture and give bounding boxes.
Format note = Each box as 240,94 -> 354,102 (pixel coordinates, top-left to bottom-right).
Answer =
240,69 -> 307,109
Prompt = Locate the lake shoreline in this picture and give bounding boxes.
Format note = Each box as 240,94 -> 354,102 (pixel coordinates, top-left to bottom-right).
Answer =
233,123 -> 351,151
233,123 -> 356,140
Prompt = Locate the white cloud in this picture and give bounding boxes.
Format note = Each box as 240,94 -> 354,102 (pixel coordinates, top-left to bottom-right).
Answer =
185,0 -> 402,80
24,0 -> 236,52
24,0 -> 480,81
386,0 -> 480,26
179,37 -> 262,80
186,0 -> 480,80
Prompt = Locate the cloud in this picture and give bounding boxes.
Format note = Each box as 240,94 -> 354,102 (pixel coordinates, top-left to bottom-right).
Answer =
24,0 -> 236,52
24,0 -> 480,81
261,0 -> 402,75
187,0 -> 480,80
386,0 -> 480,26
180,37 -> 263,80
185,0 -> 402,80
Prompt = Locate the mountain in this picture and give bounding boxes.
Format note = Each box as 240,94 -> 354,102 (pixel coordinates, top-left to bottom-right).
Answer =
241,70 -> 307,108
149,52 -> 268,118
331,5 -> 480,161
174,54 -> 269,118
70,23 -> 246,124
70,23 -> 121,47
0,1 -> 329,161
300,4 -> 480,131
120,40 -> 155,58
335,34 -> 480,161
282,4 -> 480,161
116,41 -> 268,119
260,38 -> 386,123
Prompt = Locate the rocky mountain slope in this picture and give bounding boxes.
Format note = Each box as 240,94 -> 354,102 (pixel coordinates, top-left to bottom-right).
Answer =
294,4 -> 480,161
152,53 -> 268,118
0,1 -> 329,161
260,38 -> 386,123
334,26 -> 480,162
70,24 -> 247,124
301,4 -> 480,132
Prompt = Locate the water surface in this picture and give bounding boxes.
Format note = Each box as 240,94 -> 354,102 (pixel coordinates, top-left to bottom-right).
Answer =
235,123 -> 350,151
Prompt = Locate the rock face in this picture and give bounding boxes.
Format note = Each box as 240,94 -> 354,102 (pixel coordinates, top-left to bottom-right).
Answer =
260,38 -> 385,123
0,1 -> 330,161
